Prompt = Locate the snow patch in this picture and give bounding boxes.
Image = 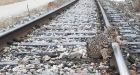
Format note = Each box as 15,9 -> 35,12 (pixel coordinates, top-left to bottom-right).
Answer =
0,0 -> 54,18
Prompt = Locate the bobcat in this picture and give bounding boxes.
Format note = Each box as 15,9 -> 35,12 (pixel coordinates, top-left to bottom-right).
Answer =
87,26 -> 121,63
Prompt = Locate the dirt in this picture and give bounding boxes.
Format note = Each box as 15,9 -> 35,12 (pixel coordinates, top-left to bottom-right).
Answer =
0,0 -> 25,6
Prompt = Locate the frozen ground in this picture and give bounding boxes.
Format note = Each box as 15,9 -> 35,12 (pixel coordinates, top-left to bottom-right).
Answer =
0,0 -> 54,19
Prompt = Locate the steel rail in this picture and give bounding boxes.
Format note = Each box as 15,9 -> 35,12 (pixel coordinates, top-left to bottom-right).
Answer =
96,0 -> 130,75
112,42 -> 130,75
96,0 -> 111,28
0,0 -> 78,50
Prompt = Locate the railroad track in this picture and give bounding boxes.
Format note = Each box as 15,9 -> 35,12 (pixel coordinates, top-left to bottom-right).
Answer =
0,0 -> 139,75
0,0 -> 102,75
99,0 -> 140,75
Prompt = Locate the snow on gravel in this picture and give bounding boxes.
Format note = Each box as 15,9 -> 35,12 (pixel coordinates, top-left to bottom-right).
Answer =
0,0 -> 54,19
